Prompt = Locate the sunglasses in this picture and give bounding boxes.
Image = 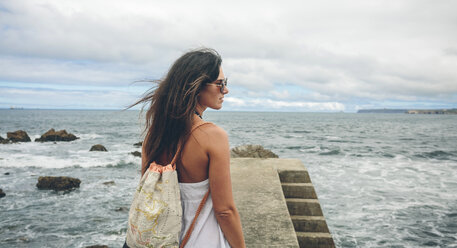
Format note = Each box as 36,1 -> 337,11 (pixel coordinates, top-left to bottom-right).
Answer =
207,78 -> 228,93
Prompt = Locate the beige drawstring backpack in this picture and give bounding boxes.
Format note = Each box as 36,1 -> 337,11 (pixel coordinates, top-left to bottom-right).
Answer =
126,122 -> 210,248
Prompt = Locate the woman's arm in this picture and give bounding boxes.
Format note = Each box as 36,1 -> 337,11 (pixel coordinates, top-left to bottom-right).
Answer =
207,126 -> 246,248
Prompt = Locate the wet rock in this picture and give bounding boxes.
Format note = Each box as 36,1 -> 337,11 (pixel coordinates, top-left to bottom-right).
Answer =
133,141 -> 142,147
0,136 -> 10,144
131,151 -> 141,157
7,130 -> 31,142
115,206 -> 129,212
36,176 -> 81,191
90,144 -> 107,152
35,129 -> 79,142
231,145 -> 279,158
85,245 -> 109,248
0,188 -> 5,198
103,181 -> 115,185
18,236 -> 29,242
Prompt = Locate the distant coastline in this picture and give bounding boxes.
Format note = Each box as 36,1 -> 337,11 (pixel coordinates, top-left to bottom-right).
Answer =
358,108 -> 457,114
9,106 -> 24,110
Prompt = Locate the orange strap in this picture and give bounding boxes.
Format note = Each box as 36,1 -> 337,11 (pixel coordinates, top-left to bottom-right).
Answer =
179,189 -> 210,248
171,121 -> 212,247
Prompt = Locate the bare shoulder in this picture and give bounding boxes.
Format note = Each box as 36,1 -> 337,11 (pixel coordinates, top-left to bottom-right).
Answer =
203,122 -> 227,136
192,122 -> 228,144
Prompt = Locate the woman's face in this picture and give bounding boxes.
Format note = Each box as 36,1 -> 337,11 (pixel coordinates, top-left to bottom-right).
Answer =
198,67 -> 228,111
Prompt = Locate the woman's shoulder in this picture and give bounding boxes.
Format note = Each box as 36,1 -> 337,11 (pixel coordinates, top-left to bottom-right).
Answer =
192,121 -> 228,140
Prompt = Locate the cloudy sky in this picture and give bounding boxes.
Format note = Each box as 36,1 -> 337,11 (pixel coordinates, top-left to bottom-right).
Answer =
1,0 -> 456,112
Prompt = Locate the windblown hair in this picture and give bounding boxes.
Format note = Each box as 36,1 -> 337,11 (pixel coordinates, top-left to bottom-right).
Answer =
128,48 -> 222,175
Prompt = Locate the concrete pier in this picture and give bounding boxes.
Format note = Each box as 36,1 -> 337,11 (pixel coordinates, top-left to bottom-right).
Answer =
231,158 -> 335,248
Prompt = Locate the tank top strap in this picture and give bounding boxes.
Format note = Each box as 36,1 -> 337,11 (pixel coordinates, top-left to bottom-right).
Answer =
170,121 -> 213,166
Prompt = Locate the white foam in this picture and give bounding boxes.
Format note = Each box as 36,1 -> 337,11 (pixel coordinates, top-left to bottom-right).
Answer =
0,143 -> 140,169
77,133 -> 103,140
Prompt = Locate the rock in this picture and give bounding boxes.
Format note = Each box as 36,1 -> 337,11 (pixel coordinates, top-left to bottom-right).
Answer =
231,145 -> 279,158
36,176 -> 81,191
0,136 -> 10,144
90,144 -> 107,152
35,129 -> 79,142
85,245 -> 109,248
4,172 -> 10,175
103,181 -> 115,185
7,130 -> 31,142
131,151 -> 141,157
18,236 -> 29,242
133,141 -> 142,147
0,188 -> 5,198
115,207 -> 129,212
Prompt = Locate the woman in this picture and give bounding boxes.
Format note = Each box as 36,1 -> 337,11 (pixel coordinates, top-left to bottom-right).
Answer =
129,48 -> 245,248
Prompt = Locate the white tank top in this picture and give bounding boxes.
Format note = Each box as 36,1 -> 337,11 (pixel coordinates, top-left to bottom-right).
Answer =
179,179 -> 231,248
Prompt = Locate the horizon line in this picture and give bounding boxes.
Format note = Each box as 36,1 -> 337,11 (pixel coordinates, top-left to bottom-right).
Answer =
0,108 -> 353,113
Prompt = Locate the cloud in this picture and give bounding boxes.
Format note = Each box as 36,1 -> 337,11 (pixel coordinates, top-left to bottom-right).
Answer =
0,56 -> 147,86
444,47 -> 457,56
1,0 -> 456,111
224,97 -> 345,112
0,84 -> 143,109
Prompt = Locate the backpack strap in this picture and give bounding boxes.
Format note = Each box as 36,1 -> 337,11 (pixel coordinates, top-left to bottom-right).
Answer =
180,189 -> 210,248
174,121 -> 212,247
170,121 -> 212,167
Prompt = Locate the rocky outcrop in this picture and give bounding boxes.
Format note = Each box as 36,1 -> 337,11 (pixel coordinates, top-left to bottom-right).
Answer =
7,130 -> 31,142
406,108 -> 457,114
0,188 -> 5,198
90,144 -> 107,152
36,176 -> 81,191
134,141 -> 142,147
358,108 -> 457,114
0,136 -> 10,144
115,207 -> 128,212
131,151 -> 141,157
35,129 -> 79,142
231,145 -> 279,158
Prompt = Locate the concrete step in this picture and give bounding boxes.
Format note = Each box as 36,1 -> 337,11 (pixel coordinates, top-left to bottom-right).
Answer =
290,215 -> 329,232
296,232 -> 335,248
278,170 -> 311,183
281,183 -> 317,199
286,199 -> 323,216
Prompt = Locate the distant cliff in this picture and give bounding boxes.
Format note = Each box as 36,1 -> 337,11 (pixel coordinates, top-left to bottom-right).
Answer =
357,109 -> 407,113
358,108 -> 457,114
406,109 -> 457,114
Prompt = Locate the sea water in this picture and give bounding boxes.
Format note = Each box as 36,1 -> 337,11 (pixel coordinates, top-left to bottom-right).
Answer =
0,110 -> 456,247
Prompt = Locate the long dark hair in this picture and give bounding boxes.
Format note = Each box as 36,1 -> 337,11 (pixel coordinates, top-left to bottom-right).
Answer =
128,48 -> 222,175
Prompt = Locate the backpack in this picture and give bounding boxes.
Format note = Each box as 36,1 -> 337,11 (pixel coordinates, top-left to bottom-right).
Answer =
126,122 -> 210,248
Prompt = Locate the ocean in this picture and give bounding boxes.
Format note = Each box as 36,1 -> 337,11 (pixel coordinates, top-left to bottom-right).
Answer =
1,110 -> 456,247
